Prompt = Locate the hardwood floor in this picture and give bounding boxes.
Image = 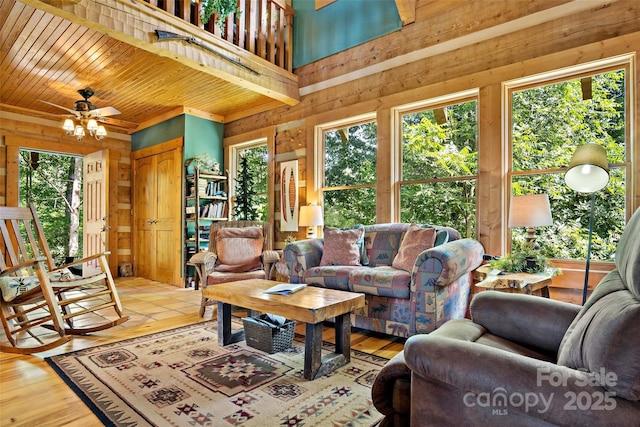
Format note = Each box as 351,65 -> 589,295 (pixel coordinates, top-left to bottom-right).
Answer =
0,277 -> 405,426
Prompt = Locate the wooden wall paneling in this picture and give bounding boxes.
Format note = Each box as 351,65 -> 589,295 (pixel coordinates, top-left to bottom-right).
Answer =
1,117 -> 132,277
478,83 -> 505,256
224,8 -> 640,302
377,107 -> 392,223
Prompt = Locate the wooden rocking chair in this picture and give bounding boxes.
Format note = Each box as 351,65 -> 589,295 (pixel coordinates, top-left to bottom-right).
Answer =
0,203 -> 128,354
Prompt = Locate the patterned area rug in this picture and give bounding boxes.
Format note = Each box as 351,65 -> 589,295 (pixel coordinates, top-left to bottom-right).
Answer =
46,321 -> 387,427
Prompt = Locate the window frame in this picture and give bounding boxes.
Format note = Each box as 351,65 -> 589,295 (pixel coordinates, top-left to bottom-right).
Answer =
392,89 -> 480,230
504,55 -> 633,258
314,112 -> 378,207
229,137 -> 269,220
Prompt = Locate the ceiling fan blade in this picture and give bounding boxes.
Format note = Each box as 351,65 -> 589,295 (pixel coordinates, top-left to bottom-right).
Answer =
38,99 -> 81,117
92,106 -> 121,117
98,116 -> 138,129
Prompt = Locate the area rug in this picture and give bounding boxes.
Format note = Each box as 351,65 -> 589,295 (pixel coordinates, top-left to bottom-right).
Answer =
45,321 -> 387,426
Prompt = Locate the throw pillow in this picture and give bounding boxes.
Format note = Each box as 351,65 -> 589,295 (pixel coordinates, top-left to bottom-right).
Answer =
320,226 -> 364,266
216,226 -> 264,272
392,225 -> 437,272
0,275 -> 40,302
342,224 -> 369,265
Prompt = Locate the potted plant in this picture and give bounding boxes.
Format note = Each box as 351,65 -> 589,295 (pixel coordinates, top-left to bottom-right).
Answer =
489,245 -> 552,274
201,0 -> 241,32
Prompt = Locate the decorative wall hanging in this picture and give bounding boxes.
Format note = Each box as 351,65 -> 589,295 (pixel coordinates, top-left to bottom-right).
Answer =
280,160 -> 298,232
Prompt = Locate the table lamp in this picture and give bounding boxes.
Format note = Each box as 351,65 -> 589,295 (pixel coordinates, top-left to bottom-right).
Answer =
299,205 -> 323,238
564,143 -> 609,304
509,194 -> 553,249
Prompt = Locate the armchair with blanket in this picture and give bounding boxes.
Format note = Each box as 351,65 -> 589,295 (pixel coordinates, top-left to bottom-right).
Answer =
372,207 -> 640,426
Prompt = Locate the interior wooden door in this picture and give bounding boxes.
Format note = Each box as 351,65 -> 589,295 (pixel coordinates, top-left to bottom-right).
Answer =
83,149 -> 108,276
133,139 -> 182,286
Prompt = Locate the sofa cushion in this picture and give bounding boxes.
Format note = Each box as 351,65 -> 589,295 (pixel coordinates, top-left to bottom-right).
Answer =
392,225 -> 436,272
350,266 -> 412,299
365,223 -> 410,267
216,226 -> 264,271
320,226 -> 364,266
342,224 -> 369,265
304,265 -> 364,291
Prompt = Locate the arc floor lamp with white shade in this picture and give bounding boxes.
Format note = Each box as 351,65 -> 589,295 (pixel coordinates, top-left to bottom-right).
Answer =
564,143 -> 610,304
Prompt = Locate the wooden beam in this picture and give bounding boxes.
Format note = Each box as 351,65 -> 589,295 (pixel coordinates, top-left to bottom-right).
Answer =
395,0 -> 416,25
24,0 -> 300,106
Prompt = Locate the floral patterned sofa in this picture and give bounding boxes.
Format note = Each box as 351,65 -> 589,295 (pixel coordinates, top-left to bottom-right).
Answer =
283,223 -> 485,338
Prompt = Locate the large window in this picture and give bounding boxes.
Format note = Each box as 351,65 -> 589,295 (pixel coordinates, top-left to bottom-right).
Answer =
398,94 -> 478,238
231,142 -> 268,221
317,115 -> 377,227
509,65 -> 628,261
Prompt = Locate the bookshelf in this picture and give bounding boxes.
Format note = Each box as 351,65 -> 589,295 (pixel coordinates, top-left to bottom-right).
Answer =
184,168 -> 229,286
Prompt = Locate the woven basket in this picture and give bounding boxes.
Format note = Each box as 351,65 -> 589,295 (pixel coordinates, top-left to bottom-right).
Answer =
242,315 -> 296,354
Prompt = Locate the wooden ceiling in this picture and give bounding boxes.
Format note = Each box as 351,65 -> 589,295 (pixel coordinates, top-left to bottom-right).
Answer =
0,0 -> 300,134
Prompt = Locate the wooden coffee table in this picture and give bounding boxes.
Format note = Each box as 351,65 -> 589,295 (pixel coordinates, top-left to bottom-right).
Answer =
202,279 -> 365,380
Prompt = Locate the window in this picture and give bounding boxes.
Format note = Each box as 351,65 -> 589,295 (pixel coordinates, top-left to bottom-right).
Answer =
231,141 -> 268,221
316,115 -> 377,227
397,93 -> 478,238
509,61 -> 629,261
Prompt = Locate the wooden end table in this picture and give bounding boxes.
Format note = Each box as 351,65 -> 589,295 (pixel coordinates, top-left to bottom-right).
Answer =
474,264 -> 555,298
202,279 -> 365,380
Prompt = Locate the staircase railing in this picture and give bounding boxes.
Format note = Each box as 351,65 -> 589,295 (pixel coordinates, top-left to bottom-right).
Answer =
144,0 -> 294,73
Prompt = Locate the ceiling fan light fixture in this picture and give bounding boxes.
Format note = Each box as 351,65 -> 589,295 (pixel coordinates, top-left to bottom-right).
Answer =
95,125 -> 107,140
74,125 -> 85,140
86,119 -> 99,133
63,119 -> 75,134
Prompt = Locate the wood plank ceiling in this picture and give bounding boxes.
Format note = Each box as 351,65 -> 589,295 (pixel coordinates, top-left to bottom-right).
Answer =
0,0 -> 300,134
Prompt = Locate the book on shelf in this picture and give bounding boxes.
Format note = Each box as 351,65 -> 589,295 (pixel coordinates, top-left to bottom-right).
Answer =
263,283 -> 306,295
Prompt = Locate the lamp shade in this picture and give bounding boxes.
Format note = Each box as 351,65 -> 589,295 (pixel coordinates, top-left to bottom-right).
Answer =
564,143 -> 609,193
299,205 -> 323,227
509,194 -> 553,228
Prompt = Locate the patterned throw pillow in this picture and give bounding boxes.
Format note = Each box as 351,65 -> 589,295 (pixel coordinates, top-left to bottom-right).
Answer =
342,224 -> 369,265
0,275 -> 40,302
391,225 -> 436,272
216,226 -> 264,272
320,226 -> 364,266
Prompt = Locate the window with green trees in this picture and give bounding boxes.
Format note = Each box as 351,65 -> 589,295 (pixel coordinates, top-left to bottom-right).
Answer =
319,116 -> 377,227
510,67 -> 627,261
399,96 -> 478,238
233,143 -> 268,221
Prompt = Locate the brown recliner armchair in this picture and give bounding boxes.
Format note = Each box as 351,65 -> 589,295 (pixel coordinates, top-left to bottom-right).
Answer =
372,207 -> 640,426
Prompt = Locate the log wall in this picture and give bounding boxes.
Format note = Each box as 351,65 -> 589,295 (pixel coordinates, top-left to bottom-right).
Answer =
0,113 -> 132,277
224,0 -> 640,305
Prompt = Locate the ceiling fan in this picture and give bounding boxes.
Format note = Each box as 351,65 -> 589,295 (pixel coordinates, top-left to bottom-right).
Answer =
40,87 -> 120,121
38,88 -> 136,138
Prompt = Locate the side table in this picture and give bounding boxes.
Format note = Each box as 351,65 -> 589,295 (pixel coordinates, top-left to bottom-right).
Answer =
473,264 -> 555,298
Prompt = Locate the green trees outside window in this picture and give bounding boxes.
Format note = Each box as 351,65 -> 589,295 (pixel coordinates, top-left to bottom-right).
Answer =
400,99 -> 478,238
511,69 -> 626,261
233,144 -> 268,221
322,120 -> 377,227
18,150 -> 83,266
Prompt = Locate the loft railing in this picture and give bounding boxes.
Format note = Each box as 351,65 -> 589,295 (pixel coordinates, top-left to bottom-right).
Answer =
144,0 -> 294,73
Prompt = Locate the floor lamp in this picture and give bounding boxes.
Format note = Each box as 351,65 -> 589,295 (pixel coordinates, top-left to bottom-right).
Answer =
564,143 -> 609,304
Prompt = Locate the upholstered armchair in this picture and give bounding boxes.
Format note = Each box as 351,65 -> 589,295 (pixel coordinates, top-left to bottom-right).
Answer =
372,207 -> 640,426
197,221 -> 279,316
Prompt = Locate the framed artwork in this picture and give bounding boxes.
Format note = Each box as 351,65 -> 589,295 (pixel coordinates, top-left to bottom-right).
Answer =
280,160 -> 298,232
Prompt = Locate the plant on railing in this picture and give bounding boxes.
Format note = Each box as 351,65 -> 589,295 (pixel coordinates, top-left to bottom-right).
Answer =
201,0 -> 241,32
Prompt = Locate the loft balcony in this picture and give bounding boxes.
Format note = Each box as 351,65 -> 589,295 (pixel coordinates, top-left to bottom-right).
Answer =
4,0 -> 299,128
146,0 -> 294,73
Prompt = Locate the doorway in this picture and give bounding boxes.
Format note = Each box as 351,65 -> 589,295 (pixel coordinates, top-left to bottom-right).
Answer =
19,149 -> 84,266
